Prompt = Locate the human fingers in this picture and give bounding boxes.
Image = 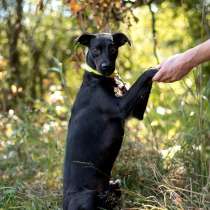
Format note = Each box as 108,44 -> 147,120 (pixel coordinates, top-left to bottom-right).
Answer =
155,64 -> 161,69
152,69 -> 167,81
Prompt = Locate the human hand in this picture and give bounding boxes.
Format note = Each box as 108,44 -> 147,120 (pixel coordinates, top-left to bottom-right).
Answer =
153,53 -> 194,83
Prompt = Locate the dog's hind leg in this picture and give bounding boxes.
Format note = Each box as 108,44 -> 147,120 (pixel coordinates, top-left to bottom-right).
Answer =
98,180 -> 121,210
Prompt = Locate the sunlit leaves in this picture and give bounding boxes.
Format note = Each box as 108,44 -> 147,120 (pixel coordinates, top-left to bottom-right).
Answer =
64,0 -> 140,30
68,0 -> 82,14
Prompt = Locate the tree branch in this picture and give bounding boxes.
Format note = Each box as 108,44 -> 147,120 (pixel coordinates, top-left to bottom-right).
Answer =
148,3 -> 160,64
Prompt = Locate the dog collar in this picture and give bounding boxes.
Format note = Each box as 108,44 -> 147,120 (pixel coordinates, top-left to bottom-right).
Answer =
81,63 -> 116,78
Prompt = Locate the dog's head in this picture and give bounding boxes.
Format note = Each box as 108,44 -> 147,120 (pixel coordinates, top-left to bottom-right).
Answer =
76,32 -> 131,76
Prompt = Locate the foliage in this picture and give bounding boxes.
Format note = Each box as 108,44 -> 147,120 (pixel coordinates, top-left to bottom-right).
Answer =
66,0 -> 151,30
0,0 -> 210,209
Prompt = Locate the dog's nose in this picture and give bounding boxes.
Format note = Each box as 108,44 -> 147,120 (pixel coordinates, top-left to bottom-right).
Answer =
101,63 -> 111,71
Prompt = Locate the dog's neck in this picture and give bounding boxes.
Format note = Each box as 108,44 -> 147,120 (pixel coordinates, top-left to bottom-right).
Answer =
82,63 -> 116,78
83,69 -> 127,98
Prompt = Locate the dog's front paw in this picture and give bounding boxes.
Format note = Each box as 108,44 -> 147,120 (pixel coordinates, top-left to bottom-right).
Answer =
141,68 -> 159,84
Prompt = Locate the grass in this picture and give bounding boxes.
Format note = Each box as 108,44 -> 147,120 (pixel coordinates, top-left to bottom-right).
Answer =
0,94 -> 210,209
0,184 -> 61,210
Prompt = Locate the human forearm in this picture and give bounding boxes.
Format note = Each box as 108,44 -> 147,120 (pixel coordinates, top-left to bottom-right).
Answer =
188,39 -> 210,67
153,39 -> 210,82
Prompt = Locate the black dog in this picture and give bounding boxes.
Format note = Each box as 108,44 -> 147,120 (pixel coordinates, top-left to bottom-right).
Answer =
63,32 -> 158,210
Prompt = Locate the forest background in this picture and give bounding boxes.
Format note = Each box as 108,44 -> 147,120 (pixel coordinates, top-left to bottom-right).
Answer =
0,0 -> 210,209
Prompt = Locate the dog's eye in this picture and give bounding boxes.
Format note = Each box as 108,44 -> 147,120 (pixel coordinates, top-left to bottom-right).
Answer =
92,48 -> 100,56
110,46 -> 117,54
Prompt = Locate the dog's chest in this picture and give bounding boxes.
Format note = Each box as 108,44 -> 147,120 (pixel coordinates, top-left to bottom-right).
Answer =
71,85 -> 124,134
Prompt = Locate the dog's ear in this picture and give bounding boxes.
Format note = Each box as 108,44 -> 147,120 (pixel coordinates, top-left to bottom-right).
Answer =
75,33 -> 95,46
112,32 -> 131,47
